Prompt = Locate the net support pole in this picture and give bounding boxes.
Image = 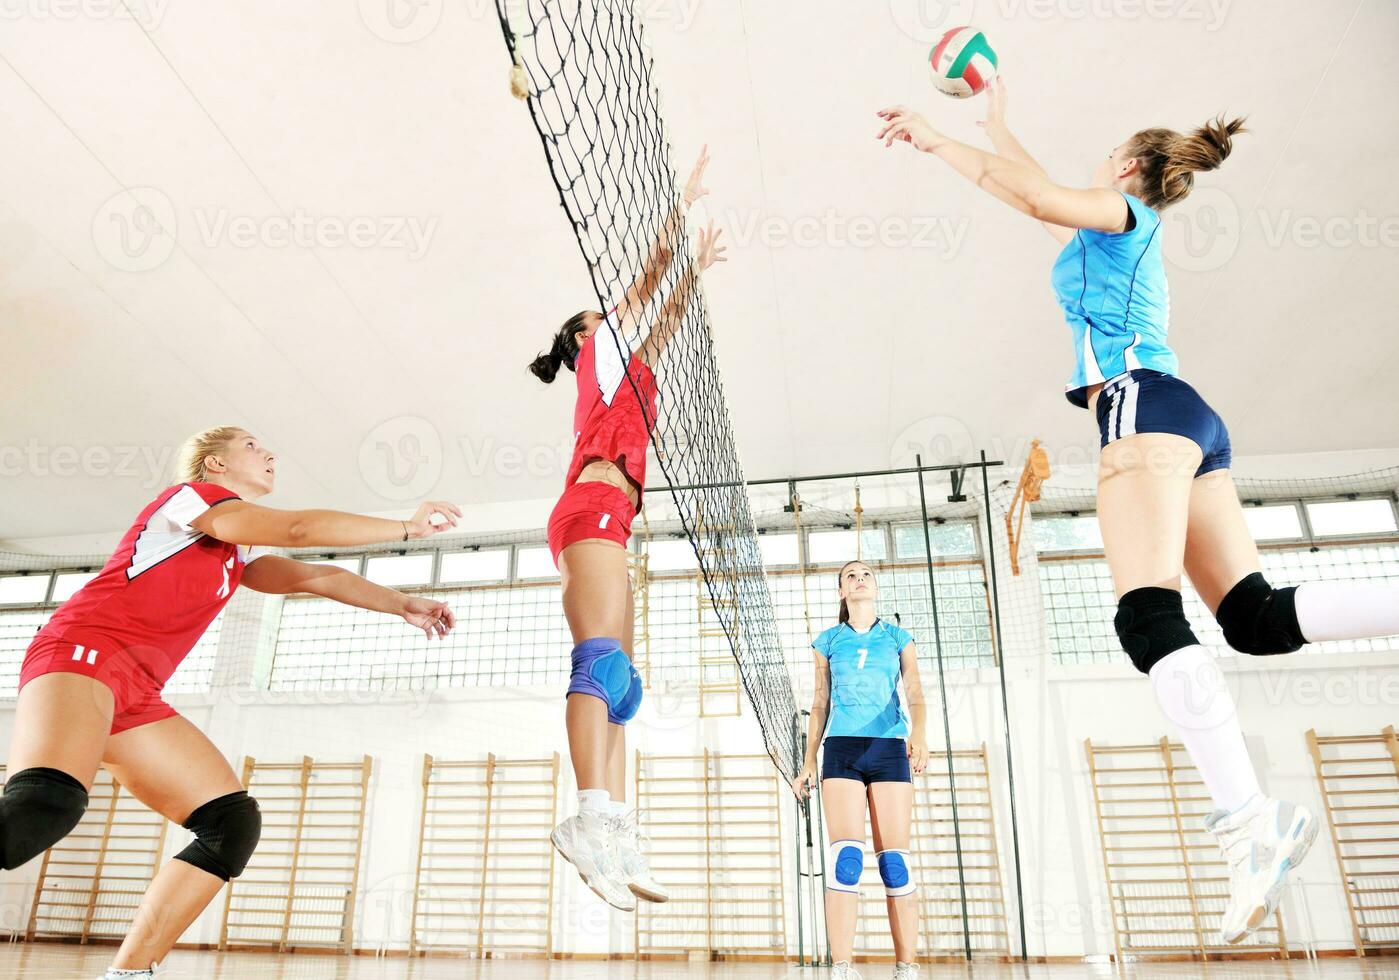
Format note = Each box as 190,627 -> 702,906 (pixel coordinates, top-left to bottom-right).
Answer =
915,454 -> 972,962
981,450 -> 1029,960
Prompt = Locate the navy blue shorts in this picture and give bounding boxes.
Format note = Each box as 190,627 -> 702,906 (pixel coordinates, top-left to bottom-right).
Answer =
821,736 -> 911,785
1096,370 -> 1232,478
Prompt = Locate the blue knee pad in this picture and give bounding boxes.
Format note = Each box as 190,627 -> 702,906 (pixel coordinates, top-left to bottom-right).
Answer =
569,638 -> 643,724
877,849 -> 916,897
827,839 -> 864,894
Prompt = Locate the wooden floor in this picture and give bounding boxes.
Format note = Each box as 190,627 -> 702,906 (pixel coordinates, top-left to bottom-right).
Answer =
1,947 -> 1395,980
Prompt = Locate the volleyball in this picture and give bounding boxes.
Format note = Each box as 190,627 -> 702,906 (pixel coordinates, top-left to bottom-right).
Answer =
929,26 -> 998,99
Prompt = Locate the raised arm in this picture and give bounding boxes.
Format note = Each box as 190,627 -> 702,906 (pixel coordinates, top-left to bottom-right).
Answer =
241,556 -> 454,639
877,104 -> 1129,234
900,641 -> 929,774
191,498 -> 461,549
616,146 -> 711,328
977,79 -> 1075,244
636,220 -> 726,368
791,650 -> 831,799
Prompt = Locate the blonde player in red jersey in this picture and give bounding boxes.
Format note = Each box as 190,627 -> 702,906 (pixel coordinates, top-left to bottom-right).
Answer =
528,147 -> 726,911
5,427 -> 459,980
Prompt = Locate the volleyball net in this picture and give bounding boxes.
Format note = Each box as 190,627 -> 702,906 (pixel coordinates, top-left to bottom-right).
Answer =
495,0 -> 799,780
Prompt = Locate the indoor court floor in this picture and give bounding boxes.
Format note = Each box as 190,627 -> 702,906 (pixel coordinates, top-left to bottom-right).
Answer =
1,947 -> 1397,980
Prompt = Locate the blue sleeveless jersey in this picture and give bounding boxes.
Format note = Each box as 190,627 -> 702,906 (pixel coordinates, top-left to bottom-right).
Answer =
813,619 -> 914,740
1052,192 -> 1178,407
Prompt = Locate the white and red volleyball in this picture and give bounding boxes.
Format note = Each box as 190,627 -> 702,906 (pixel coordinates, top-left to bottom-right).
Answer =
928,26 -> 999,99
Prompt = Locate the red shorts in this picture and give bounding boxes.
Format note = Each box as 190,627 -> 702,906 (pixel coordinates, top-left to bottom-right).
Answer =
547,481 -> 637,564
19,634 -> 179,735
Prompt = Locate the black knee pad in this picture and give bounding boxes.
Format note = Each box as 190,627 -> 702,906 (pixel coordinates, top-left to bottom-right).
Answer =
1216,572 -> 1305,655
1114,587 -> 1200,674
175,791 -> 261,881
0,767 -> 88,870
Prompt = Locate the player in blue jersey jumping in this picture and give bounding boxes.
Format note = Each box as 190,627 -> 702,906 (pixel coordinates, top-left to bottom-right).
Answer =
875,79 -> 1399,944
793,560 -> 929,980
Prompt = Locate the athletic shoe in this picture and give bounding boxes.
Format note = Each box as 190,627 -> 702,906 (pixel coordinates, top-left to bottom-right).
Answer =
892,963 -> 919,980
832,961 -> 862,980
1205,794 -> 1319,944
612,811 -> 669,903
551,811 -> 636,912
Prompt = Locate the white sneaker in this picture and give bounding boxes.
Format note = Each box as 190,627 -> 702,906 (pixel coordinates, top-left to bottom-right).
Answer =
832,962 -> 862,980
1205,795 -> 1319,944
612,811 -> 669,903
550,811 -> 636,912
892,963 -> 919,980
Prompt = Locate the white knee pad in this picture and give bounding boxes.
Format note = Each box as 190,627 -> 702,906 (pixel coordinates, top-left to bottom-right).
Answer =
877,849 -> 916,897
826,839 -> 864,894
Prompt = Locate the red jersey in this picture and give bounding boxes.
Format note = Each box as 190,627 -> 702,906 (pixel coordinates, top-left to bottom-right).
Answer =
565,310 -> 659,502
38,482 -> 267,685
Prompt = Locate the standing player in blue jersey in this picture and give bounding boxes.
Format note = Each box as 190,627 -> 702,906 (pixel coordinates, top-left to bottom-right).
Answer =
792,560 -> 929,980
875,80 -> 1399,945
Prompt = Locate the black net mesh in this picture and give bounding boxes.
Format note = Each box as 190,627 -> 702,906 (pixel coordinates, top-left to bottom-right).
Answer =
496,0 -> 798,780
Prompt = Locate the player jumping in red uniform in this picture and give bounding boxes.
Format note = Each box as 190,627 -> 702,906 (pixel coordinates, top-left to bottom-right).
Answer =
3,426 -> 459,980
529,147 -> 726,911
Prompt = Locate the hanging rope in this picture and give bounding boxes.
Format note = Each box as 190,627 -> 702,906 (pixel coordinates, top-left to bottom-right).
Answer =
853,482 -> 864,560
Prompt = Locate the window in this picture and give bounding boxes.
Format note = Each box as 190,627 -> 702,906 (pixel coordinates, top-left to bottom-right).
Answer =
515,547 -> 558,580
304,557 -> 362,574
1306,499 -> 1397,537
365,554 -> 434,587
644,539 -> 698,573
0,575 -> 49,605
1241,504 -> 1303,541
757,533 -> 799,568
807,529 -> 888,564
892,521 -> 978,559
1032,516 -> 1103,553
439,550 -> 509,584
51,571 -> 98,603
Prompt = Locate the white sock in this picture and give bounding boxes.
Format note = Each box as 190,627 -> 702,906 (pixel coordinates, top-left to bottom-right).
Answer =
578,789 -> 611,815
1295,582 -> 1399,643
1148,646 -> 1261,813
609,800 -> 629,818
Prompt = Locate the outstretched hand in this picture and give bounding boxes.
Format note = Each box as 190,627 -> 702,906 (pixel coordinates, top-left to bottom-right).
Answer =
683,144 -> 711,207
876,106 -> 944,153
977,77 -> 1007,133
404,501 -> 461,539
696,220 -> 727,271
403,597 -> 455,639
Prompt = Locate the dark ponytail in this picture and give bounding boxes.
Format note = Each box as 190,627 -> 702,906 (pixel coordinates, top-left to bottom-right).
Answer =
529,311 -> 592,383
836,559 -> 863,624
1126,114 -> 1247,210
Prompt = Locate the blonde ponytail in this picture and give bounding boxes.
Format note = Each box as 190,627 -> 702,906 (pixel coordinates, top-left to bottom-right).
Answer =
1127,114 -> 1246,209
174,426 -> 243,483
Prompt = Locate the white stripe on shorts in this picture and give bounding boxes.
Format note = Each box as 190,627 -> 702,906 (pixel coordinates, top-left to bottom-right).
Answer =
1119,380 -> 1140,439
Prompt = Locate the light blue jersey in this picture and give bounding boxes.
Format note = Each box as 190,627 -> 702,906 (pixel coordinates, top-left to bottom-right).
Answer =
1052,192 -> 1178,407
813,619 -> 915,739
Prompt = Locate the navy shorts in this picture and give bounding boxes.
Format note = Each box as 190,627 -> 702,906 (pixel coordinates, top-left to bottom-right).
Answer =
1096,370 -> 1232,478
821,736 -> 911,785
